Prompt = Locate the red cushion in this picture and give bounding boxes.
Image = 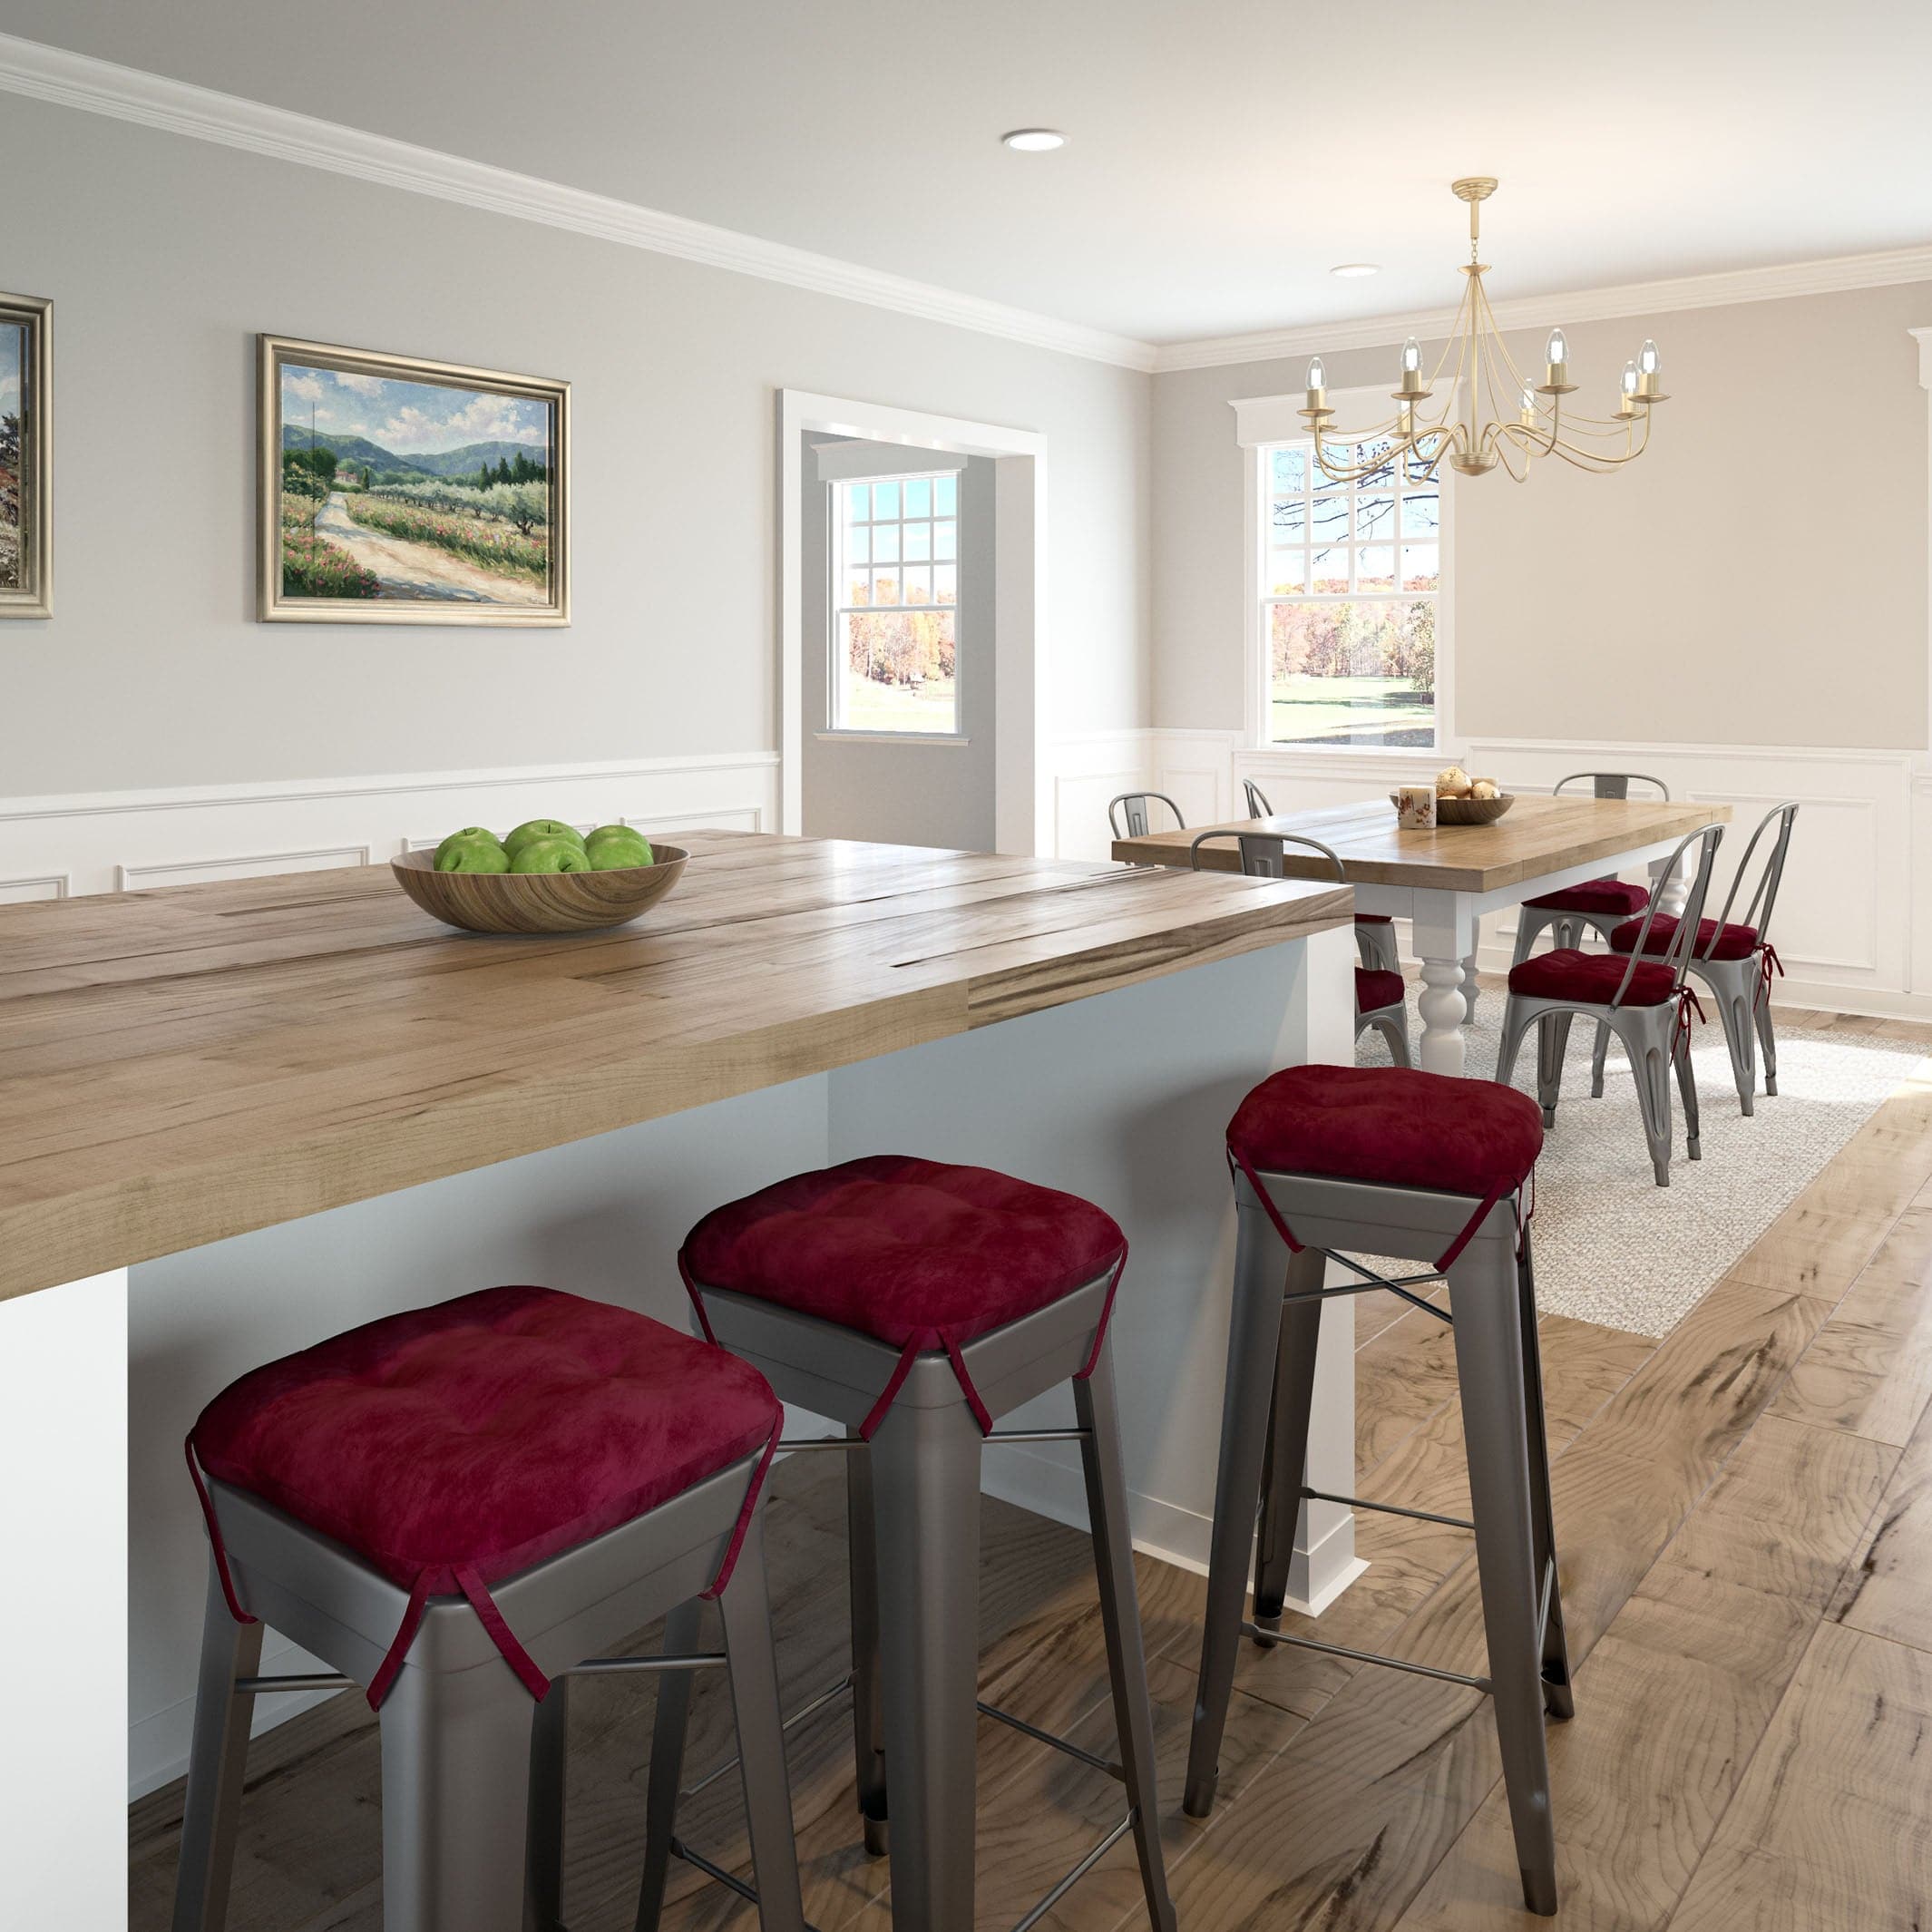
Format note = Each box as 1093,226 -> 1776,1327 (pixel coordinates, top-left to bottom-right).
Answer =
1523,877 -> 1651,917
1608,912 -> 1759,962
1228,1064 -> 1541,1200
1508,949 -> 1679,1007
1355,967 -> 1406,1014
683,1156 -> 1125,1349
1354,912 -> 1393,925
192,1287 -> 779,1594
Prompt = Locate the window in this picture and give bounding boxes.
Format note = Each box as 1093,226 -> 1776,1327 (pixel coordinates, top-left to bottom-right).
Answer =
830,471 -> 960,735
1258,434 -> 1441,748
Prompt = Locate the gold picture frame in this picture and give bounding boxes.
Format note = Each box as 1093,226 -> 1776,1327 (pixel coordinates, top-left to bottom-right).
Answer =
0,292 -> 52,620
259,335 -> 570,626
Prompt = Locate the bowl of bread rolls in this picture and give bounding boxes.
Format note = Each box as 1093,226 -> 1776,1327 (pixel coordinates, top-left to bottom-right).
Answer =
1389,766 -> 1515,825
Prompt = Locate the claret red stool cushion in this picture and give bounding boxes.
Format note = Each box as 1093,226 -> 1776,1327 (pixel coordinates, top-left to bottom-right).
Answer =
682,1155 -> 1127,1348
192,1286 -> 781,1597
1354,967 -> 1407,1014
1607,912 -> 1759,962
1508,949 -> 1678,1007
1228,1064 -> 1541,1202
1522,877 -> 1650,918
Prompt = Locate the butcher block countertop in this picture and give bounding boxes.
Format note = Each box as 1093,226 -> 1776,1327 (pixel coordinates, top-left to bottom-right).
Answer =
0,829 -> 1351,1302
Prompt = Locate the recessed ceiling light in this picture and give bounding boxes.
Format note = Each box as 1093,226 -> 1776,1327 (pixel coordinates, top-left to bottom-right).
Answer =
1330,263 -> 1381,278
1001,128 -> 1066,152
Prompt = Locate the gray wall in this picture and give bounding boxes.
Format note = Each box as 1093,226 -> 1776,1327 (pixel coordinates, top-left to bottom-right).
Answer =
1152,282 -> 1931,749
0,96 -> 1150,797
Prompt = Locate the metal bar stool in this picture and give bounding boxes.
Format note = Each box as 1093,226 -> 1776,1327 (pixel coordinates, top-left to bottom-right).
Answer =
660,1155 -> 1176,1932
1603,801 -> 1798,1116
1239,778 -> 1402,978
1184,1064 -> 1571,1917
173,1286 -> 804,1932
1497,824 -> 1724,1186
1191,829 -> 1410,1067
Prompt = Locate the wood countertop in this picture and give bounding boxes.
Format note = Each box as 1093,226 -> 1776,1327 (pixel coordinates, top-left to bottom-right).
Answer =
1112,795 -> 1729,893
0,830 -> 1351,1302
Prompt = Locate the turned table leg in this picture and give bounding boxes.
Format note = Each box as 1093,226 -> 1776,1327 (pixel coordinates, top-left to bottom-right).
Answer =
1411,892 -> 1478,1078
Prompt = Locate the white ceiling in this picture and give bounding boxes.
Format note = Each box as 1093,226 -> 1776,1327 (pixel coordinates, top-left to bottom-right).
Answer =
5,0 -> 1930,347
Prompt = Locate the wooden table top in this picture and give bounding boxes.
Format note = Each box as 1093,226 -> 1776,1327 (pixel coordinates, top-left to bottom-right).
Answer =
1112,795 -> 1729,893
0,830 -> 1351,1302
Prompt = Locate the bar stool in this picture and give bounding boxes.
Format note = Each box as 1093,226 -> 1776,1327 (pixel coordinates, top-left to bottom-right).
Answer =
174,1285 -> 804,1932
659,1155 -> 1176,1932
1185,1065 -> 1571,1917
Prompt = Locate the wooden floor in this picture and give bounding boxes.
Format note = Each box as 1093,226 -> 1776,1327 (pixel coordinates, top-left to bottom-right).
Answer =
129,999 -> 1932,1932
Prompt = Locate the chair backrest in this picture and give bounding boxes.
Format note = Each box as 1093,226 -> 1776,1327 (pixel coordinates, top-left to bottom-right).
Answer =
1242,778 -> 1273,819
1107,791 -> 1186,841
1546,768 -> 1669,799
1605,823 -> 1724,1007
1553,770 -> 1672,802
1190,828 -> 1347,884
1704,802 -> 1799,954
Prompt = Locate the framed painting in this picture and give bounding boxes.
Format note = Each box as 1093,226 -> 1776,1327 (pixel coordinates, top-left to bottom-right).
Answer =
259,335 -> 570,626
0,292 -> 52,620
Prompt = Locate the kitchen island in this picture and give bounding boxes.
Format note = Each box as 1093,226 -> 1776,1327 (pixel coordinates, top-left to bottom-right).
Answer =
0,830 -> 1358,1922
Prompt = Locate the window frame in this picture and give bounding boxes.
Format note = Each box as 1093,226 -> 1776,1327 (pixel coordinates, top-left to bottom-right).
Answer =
1234,383 -> 1456,756
823,466 -> 967,743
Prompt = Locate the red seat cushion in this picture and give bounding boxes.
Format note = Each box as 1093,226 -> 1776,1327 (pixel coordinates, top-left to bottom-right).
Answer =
683,1156 -> 1125,1349
1354,912 -> 1393,925
1508,949 -> 1679,1007
1523,876 -> 1651,917
1355,967 -> 1406,1014
191,1287 -> 780,1595
1228,1064 -> 1541,1201
1608,912 -> 1760,962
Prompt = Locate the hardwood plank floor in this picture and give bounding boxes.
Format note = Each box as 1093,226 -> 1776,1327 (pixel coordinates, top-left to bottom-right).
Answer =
128,1000 -> 1932,1932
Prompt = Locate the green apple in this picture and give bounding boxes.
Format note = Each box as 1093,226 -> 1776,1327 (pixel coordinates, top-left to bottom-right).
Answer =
434,825 -> 503,869
503,818 -> 587,860
436,835 -> 511,874
511,835 -> 594,874
584,825 -> 654,870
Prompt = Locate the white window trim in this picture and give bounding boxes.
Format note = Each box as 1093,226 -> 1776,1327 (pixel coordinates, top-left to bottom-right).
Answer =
1234,383 -> 1457,756
1914,327 -> 1932,762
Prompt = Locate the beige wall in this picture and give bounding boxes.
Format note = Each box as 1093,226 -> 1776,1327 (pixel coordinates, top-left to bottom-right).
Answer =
0,96 -> 1150,798
1153,282 -> 1931,750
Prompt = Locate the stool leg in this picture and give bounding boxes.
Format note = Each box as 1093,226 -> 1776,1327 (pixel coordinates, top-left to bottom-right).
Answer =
171,1560 -> 264,1932
1535,1011 -> 1571,1126
634,1597 -> 702,1932
868,1390 -> 984,1932
1449,1241 -> 1559,1917
1073,1336 -> 1178,1932
380,1645 -> 540,1932
717,1515 -> 807,1932
1251,1285 -> 1324,1633
845,1433 -> 891,1857
525,1676 -> 570,1932
1185,1200 -> 1303,1818
1674,1024 -> 1702,1160
1754,982 -> 1780,1096
1515,1228 -> 1574,1722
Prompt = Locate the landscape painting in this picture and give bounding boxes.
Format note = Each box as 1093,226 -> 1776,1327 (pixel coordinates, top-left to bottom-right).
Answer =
259,337 -> 569,625
1,293 -> 52,620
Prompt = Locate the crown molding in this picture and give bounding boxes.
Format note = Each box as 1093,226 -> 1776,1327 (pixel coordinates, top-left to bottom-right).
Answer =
0,32 -> 1160,374
1154,245 -> 1932,374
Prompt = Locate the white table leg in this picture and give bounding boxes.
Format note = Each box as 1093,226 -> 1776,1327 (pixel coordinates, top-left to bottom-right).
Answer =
1651,852 -> 1693,919
1410,891 -> 1478,1078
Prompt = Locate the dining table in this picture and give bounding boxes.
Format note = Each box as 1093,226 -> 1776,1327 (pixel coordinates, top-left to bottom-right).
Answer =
1111,793 -> 1731,1077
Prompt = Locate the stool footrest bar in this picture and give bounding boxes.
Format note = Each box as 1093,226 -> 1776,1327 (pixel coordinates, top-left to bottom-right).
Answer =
566,1652 -> 727,1675
670,1837 -> 828,1932
679,1672 -> 854,1798
1537,1556 -> 1556,1641
1301,1487 -> 1475,1532
1241,1620 -> 1490,1693
1282,1261 -> 1452,1325
779,1428 -> 1089,1451
977,1699 -> 1125,1781
233,1673 -> 354,1695
1009,1811 -> 1138,1932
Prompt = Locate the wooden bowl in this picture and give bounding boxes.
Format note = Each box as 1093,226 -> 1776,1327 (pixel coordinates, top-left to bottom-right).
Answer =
391,844 -> 688,934
1387,793 -> 1517,825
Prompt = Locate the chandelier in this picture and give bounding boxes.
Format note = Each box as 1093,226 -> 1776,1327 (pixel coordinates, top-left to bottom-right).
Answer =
1301,178 -> 1668,483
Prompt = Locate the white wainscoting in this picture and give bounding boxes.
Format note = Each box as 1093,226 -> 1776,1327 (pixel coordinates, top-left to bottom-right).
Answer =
0,750 -> 780,901
1157,730 -> 1932,1021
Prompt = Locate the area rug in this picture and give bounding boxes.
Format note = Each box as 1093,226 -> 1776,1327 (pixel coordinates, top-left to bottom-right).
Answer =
1358,995 -> 1927,1338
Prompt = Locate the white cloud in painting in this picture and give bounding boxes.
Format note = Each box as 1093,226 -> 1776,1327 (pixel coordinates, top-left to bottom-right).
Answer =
0,373 -> 16,412
279,362 -> 546,454
334,371 -> 385,395
283,372 -> 326,405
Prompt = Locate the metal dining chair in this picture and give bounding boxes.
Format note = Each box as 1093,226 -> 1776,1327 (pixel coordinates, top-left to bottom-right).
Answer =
1603,802 -> 1798,1116
1496,824 -> 1724,1186
1510,772 -> 1674,965
1191,831 -> 1410,1066
1107,792 -> 1186,841
1238,779 -> 1401,978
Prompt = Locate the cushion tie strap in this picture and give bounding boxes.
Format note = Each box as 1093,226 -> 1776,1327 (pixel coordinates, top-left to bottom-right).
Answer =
700,1417 -> 783,1602
183,1436 -> 258,1628
678,1248 -> 717,1344
1075,1243 -> 1130,1381
454,1566 -> 550,1702
366,1570 -> 434,1710
858,1327 -> 996,1439
1674,982 -> 1708,1057
1760,942 -> 1784,999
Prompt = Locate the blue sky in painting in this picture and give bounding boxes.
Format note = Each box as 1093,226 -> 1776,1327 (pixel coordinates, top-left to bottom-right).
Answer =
280,363 -> 547,454
0,324 -> 19,417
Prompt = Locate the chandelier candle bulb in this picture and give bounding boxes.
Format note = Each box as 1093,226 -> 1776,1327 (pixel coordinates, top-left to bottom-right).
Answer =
1396,335 -> 1429,398
1302,356 -> 1332,419
1541,326 -> 1576,395
1634,337 -> 1667,402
